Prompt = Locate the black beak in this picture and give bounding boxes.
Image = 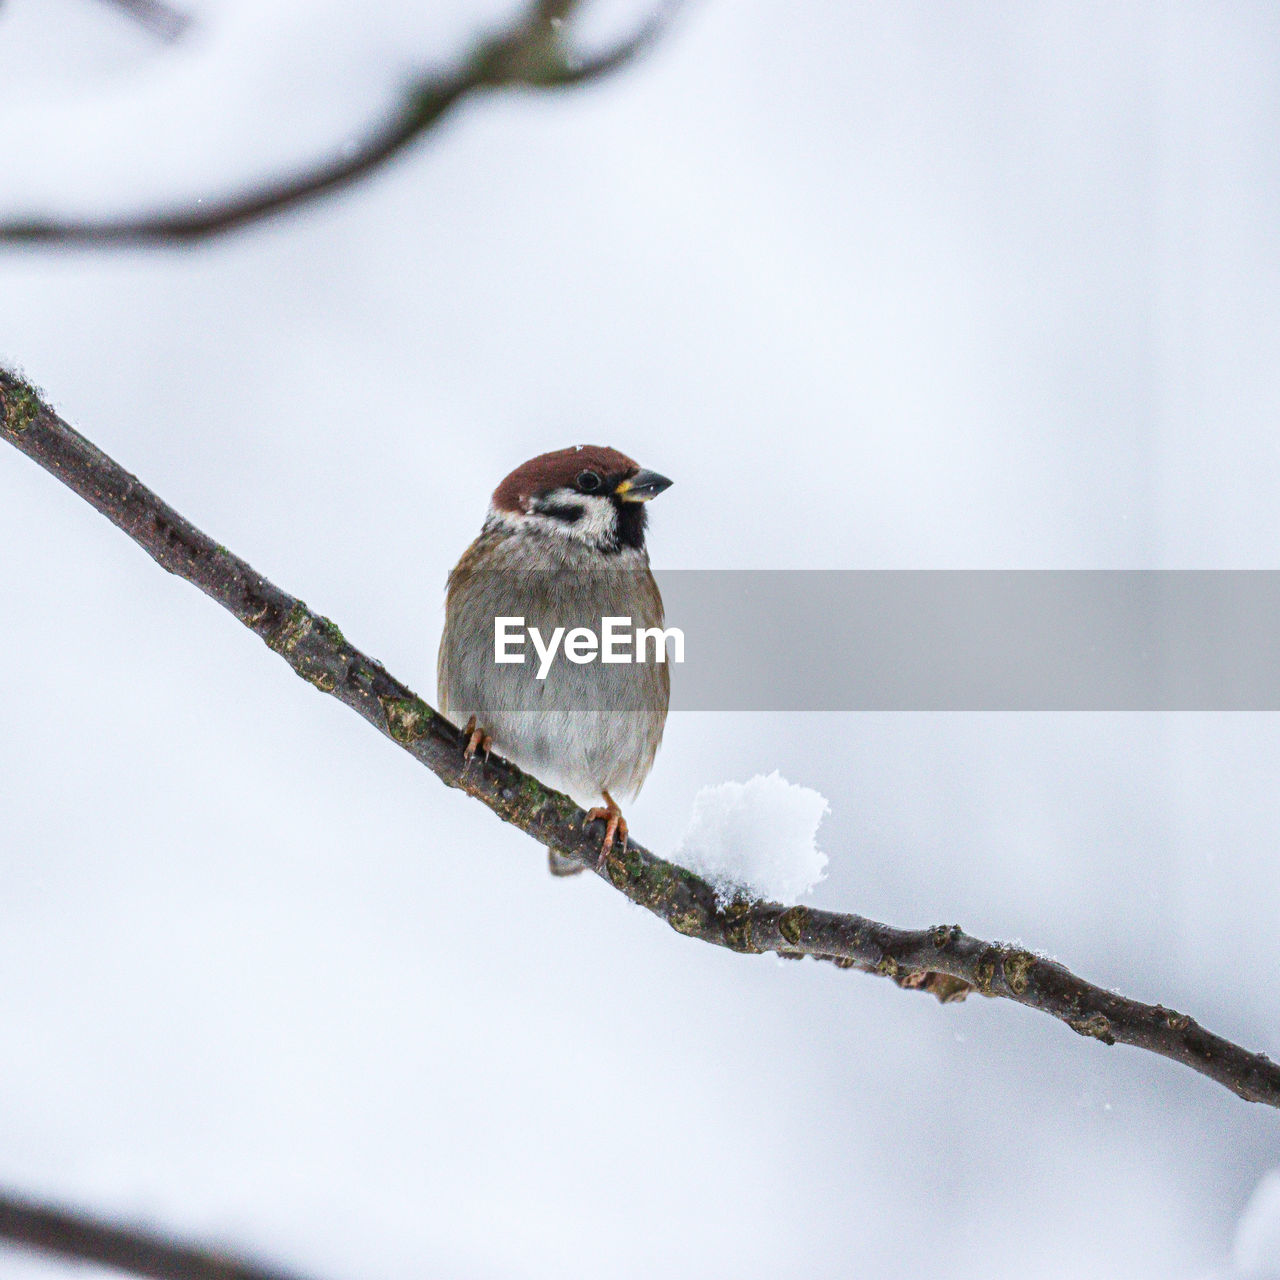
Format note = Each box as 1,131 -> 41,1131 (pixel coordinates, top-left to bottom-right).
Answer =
616,468 -> 673,502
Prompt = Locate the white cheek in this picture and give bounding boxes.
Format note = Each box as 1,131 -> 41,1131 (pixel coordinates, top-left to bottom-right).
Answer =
515,489 -> 617,543
569,494 -> 619,543
484,491 -> 625,549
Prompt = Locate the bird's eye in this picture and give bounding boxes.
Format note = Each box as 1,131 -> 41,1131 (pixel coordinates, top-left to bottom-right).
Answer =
577,470 -> 602,493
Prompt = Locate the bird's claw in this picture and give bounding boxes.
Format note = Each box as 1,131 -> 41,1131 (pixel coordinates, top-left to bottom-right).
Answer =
585,791 -> 628,869
461,716 -> 493,767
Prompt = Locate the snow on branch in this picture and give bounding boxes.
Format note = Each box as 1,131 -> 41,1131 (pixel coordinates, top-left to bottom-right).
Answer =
675,772 -> 830,904
0,0 -> 677,247
2,367 -> 1278,1114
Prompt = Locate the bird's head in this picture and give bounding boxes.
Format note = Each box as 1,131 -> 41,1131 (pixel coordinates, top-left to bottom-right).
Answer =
489,445 -> 672,552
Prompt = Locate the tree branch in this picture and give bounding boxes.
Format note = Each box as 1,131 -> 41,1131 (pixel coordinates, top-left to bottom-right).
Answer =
2,367 -> 1278,1110
0,1188 -> 317,1280
0,0 -> 677,247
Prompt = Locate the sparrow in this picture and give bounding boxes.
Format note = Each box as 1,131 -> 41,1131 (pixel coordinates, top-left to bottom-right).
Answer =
437,446 -> 673,871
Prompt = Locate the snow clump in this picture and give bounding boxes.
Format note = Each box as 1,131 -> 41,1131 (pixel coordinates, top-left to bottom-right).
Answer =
673,771 -> 829,905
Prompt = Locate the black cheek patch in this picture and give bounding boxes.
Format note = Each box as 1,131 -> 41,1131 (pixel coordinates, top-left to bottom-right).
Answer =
537,501 -> 586,524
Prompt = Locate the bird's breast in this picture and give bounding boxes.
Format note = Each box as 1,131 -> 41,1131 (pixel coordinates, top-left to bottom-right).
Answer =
437,541 -> 670,805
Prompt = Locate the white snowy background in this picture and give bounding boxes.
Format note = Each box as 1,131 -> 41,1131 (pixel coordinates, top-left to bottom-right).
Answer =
2,0 -> 1279,1276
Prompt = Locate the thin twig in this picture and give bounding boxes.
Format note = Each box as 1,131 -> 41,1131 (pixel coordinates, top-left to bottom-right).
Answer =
2,367 -> 1278,1109
0,0 -> 677,247
0,1188 -> 316,1280
92,0 -> 193,43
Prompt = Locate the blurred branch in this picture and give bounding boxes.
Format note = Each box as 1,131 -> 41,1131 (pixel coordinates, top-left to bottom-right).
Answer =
0,0 -> 677,247
93,0 -> 193,42
0,1188 -> 316,1280
3,368 -> 1279,1111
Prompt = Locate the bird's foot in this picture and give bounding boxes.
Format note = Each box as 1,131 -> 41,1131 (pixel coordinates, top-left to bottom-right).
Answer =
461,715 -> 493,766
584,790 -> 628,869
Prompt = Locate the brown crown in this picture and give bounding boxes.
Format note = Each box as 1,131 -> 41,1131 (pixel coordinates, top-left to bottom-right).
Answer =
492,445 -> 640,513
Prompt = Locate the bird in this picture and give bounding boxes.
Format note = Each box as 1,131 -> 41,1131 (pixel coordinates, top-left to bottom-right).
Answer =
437,445 -> 673,872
